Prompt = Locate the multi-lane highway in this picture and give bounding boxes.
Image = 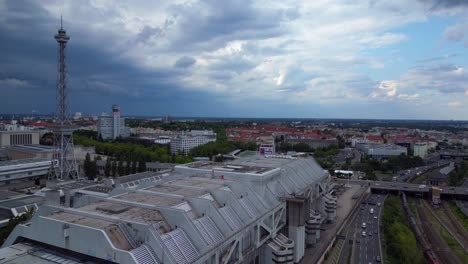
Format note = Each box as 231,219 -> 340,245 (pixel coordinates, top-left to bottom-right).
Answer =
338,193 -> 384,264
354,194 -> 384,264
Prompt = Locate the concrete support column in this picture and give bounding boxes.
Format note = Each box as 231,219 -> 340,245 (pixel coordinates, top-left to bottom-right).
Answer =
287,198 -> 307,263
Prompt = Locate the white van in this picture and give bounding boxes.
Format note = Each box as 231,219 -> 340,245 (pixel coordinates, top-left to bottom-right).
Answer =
370,208 -> 374,214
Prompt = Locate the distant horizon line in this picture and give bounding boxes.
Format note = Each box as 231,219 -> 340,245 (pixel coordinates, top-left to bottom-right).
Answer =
0,112 -> 467,122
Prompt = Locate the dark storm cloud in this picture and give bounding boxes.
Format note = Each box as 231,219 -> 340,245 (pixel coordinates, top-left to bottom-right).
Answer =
167,0 -> 298,50
0,0 -> 201,115
174,56 -> 196,68
418,0 -> 468,10
137,19 -> 175,43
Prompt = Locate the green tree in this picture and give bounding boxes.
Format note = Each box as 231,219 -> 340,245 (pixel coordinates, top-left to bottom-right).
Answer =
125,160 -> 131,175
0,208 -> 35,243
449,161 -> 468,186
138,159 -> 147,173
292,143 -> 311,152
104,158 -> 111,177
111,160 -> 117,177
84,153 -> 92,177
117,160 -> 124,176
131,160 -> 137,174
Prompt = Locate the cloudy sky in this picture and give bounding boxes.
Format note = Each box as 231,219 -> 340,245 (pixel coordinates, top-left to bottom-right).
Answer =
0,0 -> 467,119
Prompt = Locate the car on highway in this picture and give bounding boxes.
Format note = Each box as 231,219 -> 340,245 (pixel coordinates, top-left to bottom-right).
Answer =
362,222 -> 366,228
362,231 -> 366,237
377,202 -> 381,207
370,208 -> 374,214
374,216 -> 378,219
376,255 -> 381,262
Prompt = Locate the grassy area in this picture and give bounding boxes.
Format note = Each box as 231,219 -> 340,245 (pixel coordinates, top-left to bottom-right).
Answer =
425,204 -> 468,263
412,173 -> 427,184
381,196 -> 425,264
448,201 -> 468,230
375,171 -> 394,181
407,197 -> 417,216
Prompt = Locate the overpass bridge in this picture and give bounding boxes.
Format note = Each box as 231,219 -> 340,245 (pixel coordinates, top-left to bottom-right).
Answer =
335,179 -> 468,200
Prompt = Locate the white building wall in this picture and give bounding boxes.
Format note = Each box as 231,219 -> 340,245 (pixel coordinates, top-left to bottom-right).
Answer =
170,136 -> 216,155
97,116 -> 129,140
413,143 -> 428,158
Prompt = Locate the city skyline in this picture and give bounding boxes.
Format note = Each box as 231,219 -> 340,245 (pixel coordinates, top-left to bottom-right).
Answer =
1,0 -> 468,120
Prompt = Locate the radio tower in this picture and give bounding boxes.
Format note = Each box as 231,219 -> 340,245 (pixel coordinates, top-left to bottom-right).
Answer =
50,17 -> 79,180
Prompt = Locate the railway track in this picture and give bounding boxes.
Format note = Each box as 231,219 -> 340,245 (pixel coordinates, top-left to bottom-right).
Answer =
441,202 -> 468,244
422,201 -> 468,253
415,199 -> 462,264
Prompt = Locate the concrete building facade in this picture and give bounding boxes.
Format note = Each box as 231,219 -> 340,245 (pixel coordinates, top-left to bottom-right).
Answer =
170,132 -> 216,155
413,142 -> 428,158
358,143 -> 407,158
0,159 -> 54,184
97,105 -> 130,140
3,155 -> 337,264
0,131 -> 40,148
5,145 -> 54,160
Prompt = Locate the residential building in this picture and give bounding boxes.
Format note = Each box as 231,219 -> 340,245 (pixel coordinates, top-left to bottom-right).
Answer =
0,122 -> 40,148
285,138 -> 338,149
359,143 -> 407,158
413,142 -> 428,158
97,105 -> 130,140
170,133 -> 216,155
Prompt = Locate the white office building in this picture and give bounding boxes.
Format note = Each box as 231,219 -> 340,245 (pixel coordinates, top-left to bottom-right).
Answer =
97,105 -> 130,140
170,134 -> 216,155
413,142 -> 428,158
0,121 -> 41,148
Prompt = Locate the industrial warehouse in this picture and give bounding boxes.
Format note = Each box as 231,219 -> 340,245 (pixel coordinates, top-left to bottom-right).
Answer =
1,155 -> 337,264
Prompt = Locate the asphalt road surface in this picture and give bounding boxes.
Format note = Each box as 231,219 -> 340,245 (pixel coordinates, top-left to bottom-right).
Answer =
337,193 -> 384,264
354,194 -> 384,264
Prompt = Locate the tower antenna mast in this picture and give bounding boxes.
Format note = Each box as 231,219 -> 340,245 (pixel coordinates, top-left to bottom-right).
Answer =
50,17 -> 79,180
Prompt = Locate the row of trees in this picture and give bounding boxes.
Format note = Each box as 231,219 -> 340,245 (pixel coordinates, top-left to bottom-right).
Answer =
189,130 -> 258,159
276,142 -> 340,157
74,132 -> 192,164
381,196 -> 425,264
351,154 -> 424,175
83,153 -> 147,179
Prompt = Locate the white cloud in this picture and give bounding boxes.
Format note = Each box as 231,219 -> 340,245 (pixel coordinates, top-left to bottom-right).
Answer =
0,78 -> 32,89
2,0 -> 468,119
448,101 -> 462,107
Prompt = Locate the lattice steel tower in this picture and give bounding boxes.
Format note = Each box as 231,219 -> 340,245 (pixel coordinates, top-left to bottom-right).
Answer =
50,18 -> 79,180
